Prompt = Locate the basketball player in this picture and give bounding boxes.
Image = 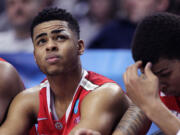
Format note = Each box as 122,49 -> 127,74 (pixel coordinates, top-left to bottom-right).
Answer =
0,8 -> 128,135
0,8 -> 151,135
0,58 -> 24,125
124,13 -> 180,135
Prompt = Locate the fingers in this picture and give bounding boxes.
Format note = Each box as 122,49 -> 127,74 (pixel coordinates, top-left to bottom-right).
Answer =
144,62 -> 156,79
123,61 -> 142,96
74,128 -> 101,135
135,60 -> 143,68
128,61 -> 142,78
128,61 -> 142,75
74,128 -> 87,135
123,61 -> 143,84
130,61 -> 143,75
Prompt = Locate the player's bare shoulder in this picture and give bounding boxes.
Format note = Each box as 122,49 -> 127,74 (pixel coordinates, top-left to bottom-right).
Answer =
22,84 -> 42,94
90,82 -> 125,101
81,82 -> 129,112
0,61 -> 24,95
99,82 -> 124,95
79,82 -> 130,128
10,84 -> 42,116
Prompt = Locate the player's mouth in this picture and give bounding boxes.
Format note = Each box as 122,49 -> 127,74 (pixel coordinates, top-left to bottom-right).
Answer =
45,54 -> 61,64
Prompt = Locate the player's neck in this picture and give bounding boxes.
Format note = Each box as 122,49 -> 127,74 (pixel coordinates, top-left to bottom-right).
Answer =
47,66 -> 83,101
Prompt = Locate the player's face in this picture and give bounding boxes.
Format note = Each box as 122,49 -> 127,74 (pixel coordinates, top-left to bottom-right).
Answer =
33,20 -> 84,76
151,58 -> 180,96
6,0 -> 41,29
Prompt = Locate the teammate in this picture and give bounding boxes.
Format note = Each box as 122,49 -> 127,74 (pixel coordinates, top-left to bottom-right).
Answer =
0,58 -> 24,125
123,13 -> 180,135
0,8 -> 131,135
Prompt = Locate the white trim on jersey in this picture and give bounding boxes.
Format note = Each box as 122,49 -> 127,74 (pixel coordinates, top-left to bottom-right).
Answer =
177,130 -> 180,135
39,80 -> 52,115
65,69 -> 87,122
51,92 -> 59,120
81,77 -> 99,91
46,82 -> 51,115
44,69 -> 87,122
160,91 -> 166,97
40,80 -> 48,89
43,69 -> 102,123
65,69 -> 102,121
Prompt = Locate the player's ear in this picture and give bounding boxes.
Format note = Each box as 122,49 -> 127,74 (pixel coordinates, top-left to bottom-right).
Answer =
77,40 -> 85,55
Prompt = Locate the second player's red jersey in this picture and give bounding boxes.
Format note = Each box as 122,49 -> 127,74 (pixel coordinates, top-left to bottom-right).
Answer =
0,58 -> 5,62
160,92 -> 180,118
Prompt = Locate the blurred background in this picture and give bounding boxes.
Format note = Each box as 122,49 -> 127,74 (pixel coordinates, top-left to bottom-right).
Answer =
1,0 -> 180,134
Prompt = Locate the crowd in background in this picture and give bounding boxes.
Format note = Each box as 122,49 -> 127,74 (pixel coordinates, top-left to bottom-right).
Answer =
0,0 -> 180,53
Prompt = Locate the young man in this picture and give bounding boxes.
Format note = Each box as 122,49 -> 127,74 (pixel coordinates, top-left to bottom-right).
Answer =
0,58 -> 24,125
0,8 -> 132,135
123,13 -> 180,135
0,8 -> 152,135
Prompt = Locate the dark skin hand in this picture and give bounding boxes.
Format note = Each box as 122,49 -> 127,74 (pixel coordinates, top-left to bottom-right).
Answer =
123,61 -> 180,135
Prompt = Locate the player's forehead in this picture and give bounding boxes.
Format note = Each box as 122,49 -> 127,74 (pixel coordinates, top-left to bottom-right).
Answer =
151,58 -> 179,74
33,20 -> 72,39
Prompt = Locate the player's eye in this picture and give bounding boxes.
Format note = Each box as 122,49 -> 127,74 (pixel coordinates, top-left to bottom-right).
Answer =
56,35 -> 67,41
37,39 -> 47,46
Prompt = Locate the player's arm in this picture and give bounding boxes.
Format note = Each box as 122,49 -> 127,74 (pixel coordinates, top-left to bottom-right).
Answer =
0,61 -> 25,124
112,103 -> 151,135
124,61 -> 180,135
69,83 -> 129,135
0,86 -> 39,135
144,99 -> 180,135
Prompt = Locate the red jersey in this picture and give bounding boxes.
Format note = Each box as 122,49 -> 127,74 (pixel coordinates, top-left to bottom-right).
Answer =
30,70 -> 115,135
160,92 -> 180,118
0,58 -> 5,62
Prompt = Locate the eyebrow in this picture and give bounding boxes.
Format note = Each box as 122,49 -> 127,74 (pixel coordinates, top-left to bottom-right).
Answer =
154,68 -> 168,75
34,29 -> 66,41
51,29 -> 65,34
35,33 -> 47,41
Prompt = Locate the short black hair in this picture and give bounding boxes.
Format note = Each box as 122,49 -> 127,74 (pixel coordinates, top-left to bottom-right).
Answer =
30,8 -> 80,39
132,12 -> 180,67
